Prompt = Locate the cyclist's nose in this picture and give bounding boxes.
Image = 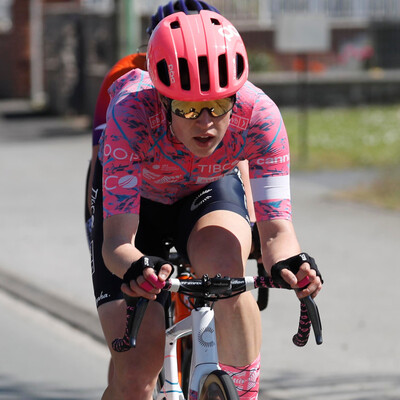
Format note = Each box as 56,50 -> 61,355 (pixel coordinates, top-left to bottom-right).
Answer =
196,108 -> 213,126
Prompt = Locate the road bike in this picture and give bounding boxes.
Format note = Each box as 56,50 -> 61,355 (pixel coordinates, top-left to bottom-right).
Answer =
112,263 -> 323,399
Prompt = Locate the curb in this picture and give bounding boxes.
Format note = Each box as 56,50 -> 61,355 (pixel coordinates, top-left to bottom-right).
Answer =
0,266 -> 105,346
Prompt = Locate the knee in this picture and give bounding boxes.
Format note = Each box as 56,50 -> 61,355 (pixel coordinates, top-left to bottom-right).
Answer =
215,291 -> 253,318
208,258 -> 245,278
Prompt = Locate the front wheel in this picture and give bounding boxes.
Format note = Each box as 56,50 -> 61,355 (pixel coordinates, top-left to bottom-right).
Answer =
199,370 -> 239,400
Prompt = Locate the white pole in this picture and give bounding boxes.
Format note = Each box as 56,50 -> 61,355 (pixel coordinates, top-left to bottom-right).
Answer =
30,0 -> 46,109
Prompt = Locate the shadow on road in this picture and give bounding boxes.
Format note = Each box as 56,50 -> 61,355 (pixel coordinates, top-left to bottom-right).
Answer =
0,374 -> 102,400
260,371 -> 400,399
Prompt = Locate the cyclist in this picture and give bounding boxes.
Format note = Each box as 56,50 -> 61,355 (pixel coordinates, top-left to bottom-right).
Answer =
91,7 -> 323,400
86,54 -> 146,244
84,0 -> 257,247
85,0 -> 255,394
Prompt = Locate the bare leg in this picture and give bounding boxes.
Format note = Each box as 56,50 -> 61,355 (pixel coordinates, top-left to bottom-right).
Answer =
187,210 -> 261,366
98,299 -> 166,400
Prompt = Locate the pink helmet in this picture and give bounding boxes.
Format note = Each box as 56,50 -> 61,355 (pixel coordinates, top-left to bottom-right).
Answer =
147,10 -> 248,101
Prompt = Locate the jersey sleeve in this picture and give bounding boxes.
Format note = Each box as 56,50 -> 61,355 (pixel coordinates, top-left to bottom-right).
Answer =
92,53 -> 147,146
245,93 -> 292,222
101,88 -> 146,219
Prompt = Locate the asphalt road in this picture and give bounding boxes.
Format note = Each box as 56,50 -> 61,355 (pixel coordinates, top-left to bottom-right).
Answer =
0,290 -> 108,400
1,100 -> 399,399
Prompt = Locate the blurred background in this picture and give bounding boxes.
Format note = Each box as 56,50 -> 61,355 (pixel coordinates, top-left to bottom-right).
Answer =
2,0 -> 400,113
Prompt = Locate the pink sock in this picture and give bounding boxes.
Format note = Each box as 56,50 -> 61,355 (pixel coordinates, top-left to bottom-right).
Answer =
219,354 -> 260,399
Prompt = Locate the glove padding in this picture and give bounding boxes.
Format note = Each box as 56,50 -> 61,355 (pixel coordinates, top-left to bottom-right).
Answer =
271,253 -> 323,288
123,256 -> 174,288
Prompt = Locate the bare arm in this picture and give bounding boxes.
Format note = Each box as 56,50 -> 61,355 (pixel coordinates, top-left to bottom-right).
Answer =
102,213 -> 172,300
237,160 -> 256,223
257,219 -> 322,298
102,213 -> 143,278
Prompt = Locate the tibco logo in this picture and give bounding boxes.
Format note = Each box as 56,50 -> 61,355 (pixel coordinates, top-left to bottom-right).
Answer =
105,175 -> 138,190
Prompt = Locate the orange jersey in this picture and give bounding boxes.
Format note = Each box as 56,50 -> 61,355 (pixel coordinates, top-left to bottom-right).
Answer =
92,53 -> 147,145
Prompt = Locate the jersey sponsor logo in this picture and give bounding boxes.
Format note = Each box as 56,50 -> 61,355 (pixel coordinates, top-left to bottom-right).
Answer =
90,187 -> 99,217
103,144 -> 140,162
142,168 -> 161,181
190,188 -> 213,211
104,175 -> 138,190
230,115 -> 249,130
151,164 -> 180,173
196,175 -> 221,184
155,175 -> 182,184
198,161 -> 238,174
256,154 -> 290,165
96,291 -> 110,306
149,112 -> 165,129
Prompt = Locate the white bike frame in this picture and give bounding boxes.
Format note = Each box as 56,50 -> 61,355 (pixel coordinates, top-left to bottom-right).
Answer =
156,306 -> 220,400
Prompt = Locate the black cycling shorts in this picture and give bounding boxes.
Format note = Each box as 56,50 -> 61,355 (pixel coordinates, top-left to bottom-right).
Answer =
89,157 -> 250,308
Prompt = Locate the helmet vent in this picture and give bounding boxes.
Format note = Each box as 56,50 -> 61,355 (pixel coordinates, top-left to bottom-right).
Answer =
198,56 -> 210,91
170,21 -> 181,29
218,54 -> 228,88
210,17 -> 221,25
179,58 -> 191,90
157,59 -> 171,87
236,54 -> 245,79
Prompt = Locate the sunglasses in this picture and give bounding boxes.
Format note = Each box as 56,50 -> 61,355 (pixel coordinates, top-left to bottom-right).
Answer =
169,96 -> 235,119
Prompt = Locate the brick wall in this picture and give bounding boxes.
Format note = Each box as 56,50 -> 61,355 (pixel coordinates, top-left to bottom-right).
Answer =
0,0 -> 78,99
0,0 -> 30,98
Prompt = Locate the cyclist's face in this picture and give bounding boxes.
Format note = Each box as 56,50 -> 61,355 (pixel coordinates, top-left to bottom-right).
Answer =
170,109 -> 231,158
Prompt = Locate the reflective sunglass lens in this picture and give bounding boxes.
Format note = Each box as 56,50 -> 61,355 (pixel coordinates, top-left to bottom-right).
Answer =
171,97 -> 234,119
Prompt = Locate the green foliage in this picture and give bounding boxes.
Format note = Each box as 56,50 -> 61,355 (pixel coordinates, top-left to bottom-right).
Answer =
247,51 -> 275,72
282,104 -> 400,170
281,104 -> 400,210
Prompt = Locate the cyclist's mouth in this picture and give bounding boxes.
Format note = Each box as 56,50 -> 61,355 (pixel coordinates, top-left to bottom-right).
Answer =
194,135 -> 213,144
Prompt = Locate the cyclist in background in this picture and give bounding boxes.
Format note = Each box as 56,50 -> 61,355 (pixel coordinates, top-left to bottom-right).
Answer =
89,3 -> 323,400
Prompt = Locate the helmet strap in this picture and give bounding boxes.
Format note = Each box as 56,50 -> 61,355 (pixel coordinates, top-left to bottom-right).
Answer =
159,94 -> 172,122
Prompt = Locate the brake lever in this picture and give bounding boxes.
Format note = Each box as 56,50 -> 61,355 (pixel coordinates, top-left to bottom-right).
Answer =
302,295 -> 323,345
126,297 -> 149,348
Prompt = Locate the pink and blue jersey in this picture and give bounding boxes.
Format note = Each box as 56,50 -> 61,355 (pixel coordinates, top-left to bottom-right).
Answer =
100,69 -> 291,222
92,53 -> 147,146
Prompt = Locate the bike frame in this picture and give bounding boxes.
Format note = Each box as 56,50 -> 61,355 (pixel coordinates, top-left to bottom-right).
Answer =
157,305 -> 220,400
112,274 -> 323,399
